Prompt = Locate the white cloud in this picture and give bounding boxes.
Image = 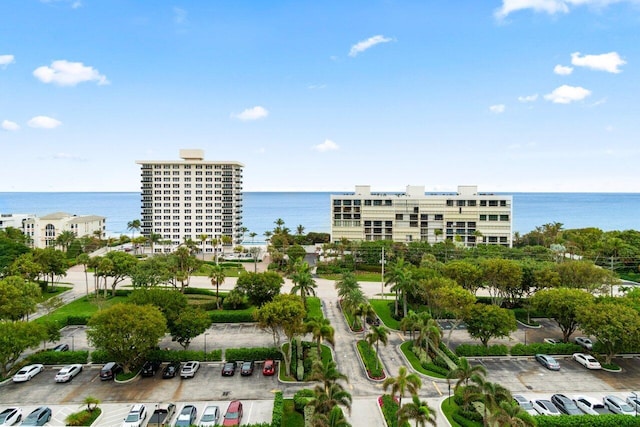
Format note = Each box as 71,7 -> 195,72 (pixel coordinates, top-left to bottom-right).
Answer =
27,116 -> 62,129
71,1 -> 82,8
33,60 -> 109,86
554,64 -> 574,75
53,152 -> 84,160
349,35 -> 392,57
2,120 -> 20,131
489,104 -> 506,113
571,51 -> 626,73
308,84 -> 327,90
605,125 -> 614,132
544,85 -> 591,104
495,0 -> 634,19
313,139 -> 340,152
518,94 -> 539,102
174,7 -> 188,25
232,106 -> 269,121
0,54 -> 15,68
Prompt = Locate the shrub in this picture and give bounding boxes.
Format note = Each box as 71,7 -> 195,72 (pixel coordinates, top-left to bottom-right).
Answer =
209,310 -> 255,323
421,363 -> 449,376
455,344 -> 509,357
271,391 -> 283,427
357,340 -> 385,379
293,389 -> 315,412
379,394 -> 399,427
440,342 -> 459,365
510,342 -> 582,356
66,315 -> 91,325
90,350 -> 110,364
536,414 -> 640,426
451,411 -> 483,427
27,350 -> 88,365
65,408 -> 102,426
147,349 -> 223,362
224,347 -> 282,362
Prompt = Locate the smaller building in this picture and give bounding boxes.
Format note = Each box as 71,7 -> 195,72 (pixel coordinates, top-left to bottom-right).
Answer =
22,212 -> 106,248
0,213 -> 35,231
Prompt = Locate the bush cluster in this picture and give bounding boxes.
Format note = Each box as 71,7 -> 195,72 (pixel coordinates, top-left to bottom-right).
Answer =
293,389 -> 315,412
536,414 -> 640,426
378,394 -> 399,427
224,347 -> 282,362
65,408 -> 102,426
27,350 -> 89,365
209,311 -> 255,323
66,315 -> 91,325
454,344 -> 509,357
510,342 -> 582,356
421,363 -> 449,376
270,391 -> 283,427
356,340 -> 384,379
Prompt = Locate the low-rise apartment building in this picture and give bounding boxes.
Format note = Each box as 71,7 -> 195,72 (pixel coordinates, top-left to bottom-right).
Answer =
331,185 -> 512,247
22,212 -> 106,248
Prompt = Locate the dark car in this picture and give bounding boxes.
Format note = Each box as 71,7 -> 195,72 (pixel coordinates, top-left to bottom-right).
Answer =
222,362 -> 236,376
141,360 -> 161,377
240,361 -> 254,376
162,361 -> 181,379
21,407 -> 51,426
99,362 -> 123,380
551,394 -> 583,415
52,343 -> 69,352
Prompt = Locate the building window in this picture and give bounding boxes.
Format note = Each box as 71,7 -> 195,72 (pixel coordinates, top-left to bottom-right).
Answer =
500,214 -> 509,221
396,214 -> 403,220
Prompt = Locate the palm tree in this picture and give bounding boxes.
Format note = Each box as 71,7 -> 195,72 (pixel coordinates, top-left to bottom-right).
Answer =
198,234 -> 209,260
400,310 -> 420,340
447,357 -> 487,391
55,230 -> 76,252
306,317 -> 335,357
488,401 -> 534,427
470,376 -> 511,427
310,406 -> 351,427
398,394 -> 437,427
296,224 -> 305,235
415,315 -> 441,356
382,366 -> 422,423
310,360 -> 349,395
434,228 -> 443,243
263,230 -> 273,243
208,264 -> 226,310
384,257 -> 413,318
83,396 -> 100,412
273,218 -> 285,234
355,301 -> 376,339
341,288 -> 366,330
290,260 -> 317,309
366,325 -> 389,370
309,360 -> 352,417
249,232 -> 257,243
126,219 -> 141,241
335,271 -> 361,300
221,235 -> 233,257
148,233 -> 162,254
77,253 -> 90,298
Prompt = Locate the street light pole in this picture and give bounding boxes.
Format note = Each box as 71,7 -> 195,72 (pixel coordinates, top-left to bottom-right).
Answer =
204,332 -> 209,359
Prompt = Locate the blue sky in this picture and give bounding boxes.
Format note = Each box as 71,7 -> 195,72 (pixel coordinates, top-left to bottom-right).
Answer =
1,0 -> 638,192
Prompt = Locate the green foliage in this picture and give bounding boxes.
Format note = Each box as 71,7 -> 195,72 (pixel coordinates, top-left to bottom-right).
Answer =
370,299 -> 401,330
0,276 -> 42,320
224,347 -> 282,362
235,271 -> 284,307
399,341 -> 447,378
356,340 -> 385,379
379,394 -> 400,427
89,349 -> 110,364
454,344 -> 509,357
65,408 -> 102,426
293,389 -> 315,412
510,342 -> 582,356
27,350 -> 88,365
0,320 -> 46,377
128,288 -> 188,328
147,349 -> 222,362
66,315 -> 91,325
465,304 -> 517,347
283,399 -> 305,427
536,414 -> 640,426
271,391 -> 284,427
210,308 -> 256,323
34,295 -> 129,326
305,297 -> 323,320
170,307 -> 211,349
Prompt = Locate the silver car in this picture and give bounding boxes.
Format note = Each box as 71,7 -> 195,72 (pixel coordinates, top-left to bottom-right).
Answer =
55,364 -> 83,383
199,405 -> 220,427
603,395 -> 635,416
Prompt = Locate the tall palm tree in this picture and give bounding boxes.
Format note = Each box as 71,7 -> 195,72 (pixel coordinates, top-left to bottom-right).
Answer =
398,394 -> 437,427
208,264 -> 226,310
488,401 -> 534,427
126,219 -> 141,241
273,218 -> 285,234
382,366 -> 422,423
355,302 -> 376,339
310,406 -> 351,427
148,233 -> 162,254
249,232 -> 257,243
77,253 -> 91,298
198,234 -> 209,260
263,230 -> 273,243
310,360 -> 349,395
415,315 -> 441,356
447,357 -> 487,391
221,235 -> 233,257
290,260 -> 317,309
296,224 -> 305,235
335,271 -> 361,300
366,325 -> 389,370
400,310 -> 420,340
384,257 -> 413,318
341,288 -> 366,330
306,317 -> 335,357
470,376 -> 511,427
310,382 -> 353,417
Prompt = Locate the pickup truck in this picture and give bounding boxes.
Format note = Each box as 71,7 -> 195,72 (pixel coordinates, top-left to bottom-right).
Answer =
148,403 -> 176,426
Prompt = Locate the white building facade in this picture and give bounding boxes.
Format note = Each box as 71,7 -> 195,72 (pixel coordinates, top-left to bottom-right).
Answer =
22,212 -> 106,248
136,149 -> 244,254
331,185 -> 513,247
0,213 -> 35,231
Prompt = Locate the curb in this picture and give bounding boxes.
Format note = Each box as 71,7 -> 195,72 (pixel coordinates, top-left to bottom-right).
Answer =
353,341 -> 386,382
396,343 -> 449,383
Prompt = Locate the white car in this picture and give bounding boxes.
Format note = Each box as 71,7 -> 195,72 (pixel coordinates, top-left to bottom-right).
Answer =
199,405 -> 220,426
627,392 -> 640,413
12,364 -> 44,382
513,395 -> 537,416
532,399 -> 561,416
55,364 -> 83,383
0,407 -> 22,426
574,395 -> 606,415
122,404 -> 147,427
572,353 -> 602,370
575,337 -> 593,350
603,395 -> 636,416
180,361 -> 200,379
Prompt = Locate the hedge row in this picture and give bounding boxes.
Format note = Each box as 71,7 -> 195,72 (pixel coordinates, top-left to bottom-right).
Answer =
224,347 -> 282,362
455,344 -> 509,357
378,394 -> 399,427
451,411 -> 483,427
293,389 -> 315,412
510,342 -> 582,356
210,311 -> 255,323
536,414 -> 640,427
90,349 -> 223,364
66,315 -> 91,325
27,350 -> 89,365
271,391 -> 283,427
356,340 -> 384,379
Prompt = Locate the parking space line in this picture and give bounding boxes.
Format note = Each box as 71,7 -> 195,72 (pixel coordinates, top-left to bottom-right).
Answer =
432,381 -> 443,396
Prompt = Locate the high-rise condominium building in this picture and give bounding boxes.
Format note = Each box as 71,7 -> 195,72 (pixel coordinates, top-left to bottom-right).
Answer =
136,149 -> 244,254
331,185 -> 513,247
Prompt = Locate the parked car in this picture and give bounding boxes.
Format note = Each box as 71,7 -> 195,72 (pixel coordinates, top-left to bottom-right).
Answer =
262,360 -> 275,376
222,362 -> 236,376
141,360 -> 161,377
574,395 -> 607,415
199,405 -> 220,427
222,401 -> 243,426
52,343 -> 69,352
544,338 -> 562,345
627,392 -> 640,413
513,395 -> 537,416
551,394 -> 583,415
100,362 -> 123,380
180,361 -> 200,379
0,407 -> 22,426
122,404 -> 147,427
572,353 -> 602,370
148,403 -> 175,427
55,364 -> 83,383
162,361 -> 181,379
20,407 -> 51,426
535,354 -> 560,370
603,395 -> 636,416
574,337 -> 593,350
174,405 -> 197,427
532,400 -> 561,416
13,364 -> 44,383
240,361 -> 254,376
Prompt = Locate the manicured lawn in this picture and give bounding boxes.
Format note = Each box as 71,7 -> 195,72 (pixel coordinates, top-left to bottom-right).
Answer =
40,285 -> 73,301
441,397 -> 483,427
369,299 -> 400,330
35,295 -> 129,325
399,341 -> 446,379
282,399 -> 305,427
306,297 -> 323,320
318,271 -> 381,282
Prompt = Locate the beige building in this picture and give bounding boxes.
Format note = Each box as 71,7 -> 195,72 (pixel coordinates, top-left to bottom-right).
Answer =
136,149 -> 244,254
331,185 -> 513,247
23,212 -> 106,248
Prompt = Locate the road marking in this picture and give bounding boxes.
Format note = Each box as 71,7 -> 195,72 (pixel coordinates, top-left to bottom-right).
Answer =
396,332 -> 405,342
432,381 -> 442,396
245,400 -> 254,424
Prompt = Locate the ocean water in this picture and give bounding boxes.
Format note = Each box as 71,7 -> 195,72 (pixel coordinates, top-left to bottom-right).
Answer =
0,192 -> 639,239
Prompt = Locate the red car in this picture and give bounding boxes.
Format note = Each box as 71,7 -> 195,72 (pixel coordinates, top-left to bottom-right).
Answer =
223,400 -> 243,426
262,360 -> 275,376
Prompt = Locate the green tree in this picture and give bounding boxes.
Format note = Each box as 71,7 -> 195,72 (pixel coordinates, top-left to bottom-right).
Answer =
385,257 -> 414,318
465,304 -> 517,347
167,246 -> 200,291
287,244 -> 307,264
290,260 -> 317,309
398,394 -> 437,427
33,247 -> 68,292
0,321 -> 45,377
103,251 -> 137,296
208,264 -> 226,309
148,233 -> 162,254
469,376 -> 512,427
83,396 -> 100,413
126,219 -> 141,242
310,406 -> 351,427
447,357 -> 487,390
442,260 -> 483,295
366,325 -> 389,370
305,317 -> 335,357
128,288 -> 188,329
77,253 -> 91,298
224,288 -> 245,309
309,360 -> 352,417
130,256 -> 171,288
197,233 -> 209,260
0,276 -> 41,320
87,303 -> 167,372
335,272 -> 361,300
235,271 -> 283,307
55,230 -> 76,253
479,258 -> 523,306
8,253 -> 42,282
531,288 -> 593,342
170,307 -> 211,349
555,260 -> 612,292
355,301 -> 376,339
432,285 -> 475,346
488,400 -> 535,427
382,366 -> 422,426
